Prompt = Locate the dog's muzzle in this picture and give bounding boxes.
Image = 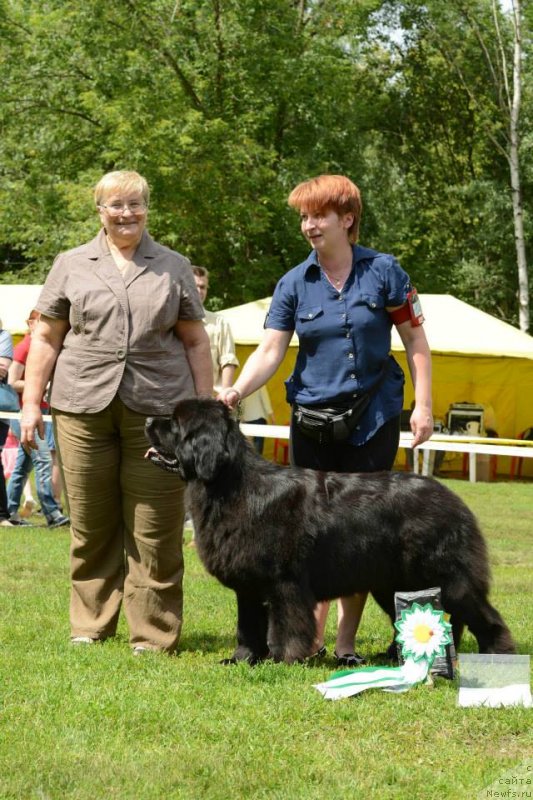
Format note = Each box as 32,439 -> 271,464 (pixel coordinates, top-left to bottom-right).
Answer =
145,447 -> 181,474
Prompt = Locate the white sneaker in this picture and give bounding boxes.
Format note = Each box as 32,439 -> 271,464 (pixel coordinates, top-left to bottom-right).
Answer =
71,636 -> 97,645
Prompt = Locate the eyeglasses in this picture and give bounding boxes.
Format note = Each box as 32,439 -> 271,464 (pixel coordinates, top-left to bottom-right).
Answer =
98,201 -> 147,216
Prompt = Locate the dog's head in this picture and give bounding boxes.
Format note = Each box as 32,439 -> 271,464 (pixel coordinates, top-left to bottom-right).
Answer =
145,398 -> 243,483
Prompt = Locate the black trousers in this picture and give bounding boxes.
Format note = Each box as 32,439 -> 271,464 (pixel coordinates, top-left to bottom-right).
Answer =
289,412 -> 401,473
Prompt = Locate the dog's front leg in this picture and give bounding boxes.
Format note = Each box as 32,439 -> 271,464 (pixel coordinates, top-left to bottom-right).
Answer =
268,580 -> 316,664
223,590 -> 270,665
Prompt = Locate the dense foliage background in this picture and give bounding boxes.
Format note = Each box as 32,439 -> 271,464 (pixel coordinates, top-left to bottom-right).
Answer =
0,0 -> 531,329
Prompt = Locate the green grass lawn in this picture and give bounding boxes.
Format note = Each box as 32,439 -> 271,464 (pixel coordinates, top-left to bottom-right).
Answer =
0,479 -> 531,800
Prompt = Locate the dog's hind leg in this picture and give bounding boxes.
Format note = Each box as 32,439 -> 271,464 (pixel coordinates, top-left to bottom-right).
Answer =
444,591 -> 515,654
449,615 -> 464,651
227,590 -> 270,665
370,588 -> 398,660
470,603 -> 515,654
267,580 -> 316,664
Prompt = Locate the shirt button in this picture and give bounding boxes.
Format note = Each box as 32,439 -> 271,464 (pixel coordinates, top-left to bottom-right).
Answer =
348,353 -> 354,359
308,313 -> 313,318
117,349 -> 126,360
371,302 -> 377,308
350,373 -> 356,379
346,332 -> 350,338
338,295 -> 343,300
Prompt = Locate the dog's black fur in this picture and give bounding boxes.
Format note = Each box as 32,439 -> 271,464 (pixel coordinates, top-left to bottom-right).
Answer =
145,398 -> 515,664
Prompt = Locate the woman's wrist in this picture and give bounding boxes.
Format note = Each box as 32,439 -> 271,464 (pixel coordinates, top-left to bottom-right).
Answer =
217,386 -> 242,408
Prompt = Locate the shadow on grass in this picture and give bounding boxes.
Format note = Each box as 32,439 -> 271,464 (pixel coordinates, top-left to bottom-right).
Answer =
179,631 -> 236,654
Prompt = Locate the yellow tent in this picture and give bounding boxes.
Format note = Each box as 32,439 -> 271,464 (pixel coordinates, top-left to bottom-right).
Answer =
219,295 -> 533,476
3,286 -> 531,474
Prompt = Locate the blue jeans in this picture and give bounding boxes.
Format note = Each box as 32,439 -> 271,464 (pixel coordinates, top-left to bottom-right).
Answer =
7,419 -> 62,523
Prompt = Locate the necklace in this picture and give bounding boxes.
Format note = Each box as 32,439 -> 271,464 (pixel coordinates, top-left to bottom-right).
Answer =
317,251 -> 353,289
320,265 -> 351,289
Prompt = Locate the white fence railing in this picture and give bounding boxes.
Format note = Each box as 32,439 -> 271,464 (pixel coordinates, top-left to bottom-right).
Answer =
239,424 -> 533,482
2,412 -> 531,483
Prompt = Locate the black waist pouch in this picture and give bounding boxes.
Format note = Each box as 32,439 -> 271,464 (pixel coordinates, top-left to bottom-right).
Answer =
294,393 -> 370,444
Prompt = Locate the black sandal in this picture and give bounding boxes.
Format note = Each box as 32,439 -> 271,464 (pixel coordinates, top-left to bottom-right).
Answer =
334,651 -> 366,667
308,646 -> 327,660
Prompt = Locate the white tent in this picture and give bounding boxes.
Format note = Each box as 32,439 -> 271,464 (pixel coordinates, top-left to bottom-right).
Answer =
0,284 -> 44,335
219,294 -> 533,360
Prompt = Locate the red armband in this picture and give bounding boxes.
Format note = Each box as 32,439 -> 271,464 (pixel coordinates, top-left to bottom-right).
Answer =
389,288 -> 425,327
388,304 -> 411,325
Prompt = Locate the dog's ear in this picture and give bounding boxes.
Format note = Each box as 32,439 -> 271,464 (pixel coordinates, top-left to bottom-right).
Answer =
225,415 -> 243,464
174,400 -> 242,482
190,406 -> 243,482
192,422 -> 231,482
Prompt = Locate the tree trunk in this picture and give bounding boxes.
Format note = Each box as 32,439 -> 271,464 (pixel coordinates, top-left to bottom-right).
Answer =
509,0 -> 529,332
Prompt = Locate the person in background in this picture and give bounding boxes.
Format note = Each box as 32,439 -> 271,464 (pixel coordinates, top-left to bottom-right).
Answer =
19,476 -> 37,517
192,266 -> 239,391
0,318 -> 15,527
7,310 -> 69,528
240,386 -> 274,455
219,174 -> 433,666
20,170 -> 212,654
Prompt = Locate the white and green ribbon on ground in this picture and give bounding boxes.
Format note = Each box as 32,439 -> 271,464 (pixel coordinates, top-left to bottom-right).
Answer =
314,602 -> 453,701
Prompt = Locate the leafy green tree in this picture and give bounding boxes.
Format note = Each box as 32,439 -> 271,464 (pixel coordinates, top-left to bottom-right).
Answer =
0,0 -> 380,306
0,0 -> 530,328
361,0 -> 531,328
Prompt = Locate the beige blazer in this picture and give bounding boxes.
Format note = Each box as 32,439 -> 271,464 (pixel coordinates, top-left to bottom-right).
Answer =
36,229 -> 205,415
202,308 -> 239,391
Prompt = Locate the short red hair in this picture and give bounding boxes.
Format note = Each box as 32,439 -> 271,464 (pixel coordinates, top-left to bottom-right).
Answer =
288,175 -> 362,243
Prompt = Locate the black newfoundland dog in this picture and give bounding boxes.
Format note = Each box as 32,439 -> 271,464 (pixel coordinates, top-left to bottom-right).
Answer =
145,398 -> 515,664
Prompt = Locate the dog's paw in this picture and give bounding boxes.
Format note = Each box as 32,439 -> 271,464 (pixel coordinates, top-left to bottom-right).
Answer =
220,651 -> 266,666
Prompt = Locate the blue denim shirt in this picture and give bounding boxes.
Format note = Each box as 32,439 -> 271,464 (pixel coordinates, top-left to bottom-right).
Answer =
266,244 -> 412,445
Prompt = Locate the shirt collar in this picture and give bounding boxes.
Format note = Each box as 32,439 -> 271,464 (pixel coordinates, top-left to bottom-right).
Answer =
302,244 -> 379,278
85,229 -> 159,261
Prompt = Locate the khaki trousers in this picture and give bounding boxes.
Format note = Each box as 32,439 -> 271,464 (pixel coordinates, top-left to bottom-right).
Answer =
54,397 -> 185,652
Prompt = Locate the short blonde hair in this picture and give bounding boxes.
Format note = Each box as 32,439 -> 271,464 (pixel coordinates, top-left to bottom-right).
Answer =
288,174 -> 362,243
94,170 -> 150,207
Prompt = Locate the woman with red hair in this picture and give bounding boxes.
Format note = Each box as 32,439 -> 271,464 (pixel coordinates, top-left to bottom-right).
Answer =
220,174 -> 433,666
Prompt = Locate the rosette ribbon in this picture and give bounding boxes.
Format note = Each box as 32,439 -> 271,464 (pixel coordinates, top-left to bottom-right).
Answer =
314,602 -> 453,700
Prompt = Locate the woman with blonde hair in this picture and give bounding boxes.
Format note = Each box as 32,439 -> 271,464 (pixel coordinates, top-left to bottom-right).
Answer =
21,170 -> 213,653
220,174 -> 433,665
